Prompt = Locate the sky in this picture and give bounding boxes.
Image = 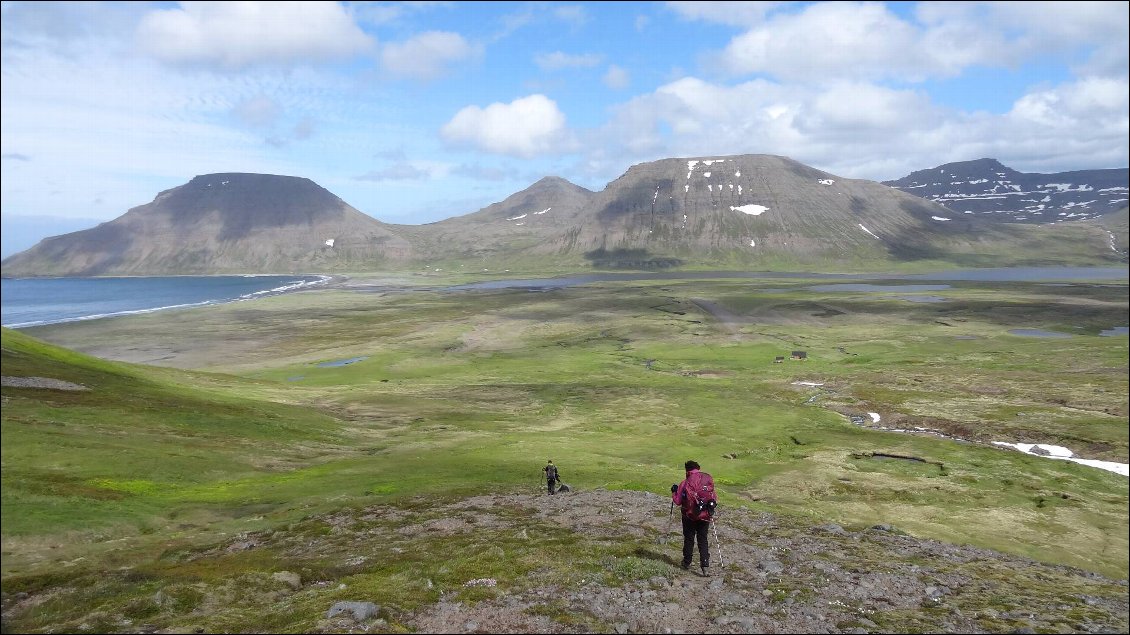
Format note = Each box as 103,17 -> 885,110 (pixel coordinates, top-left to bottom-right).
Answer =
2,1 -> 1128,257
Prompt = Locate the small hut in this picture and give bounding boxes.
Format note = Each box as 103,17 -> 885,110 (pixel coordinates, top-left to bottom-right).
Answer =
774,356 -> 785,363
791,351 -> 807,361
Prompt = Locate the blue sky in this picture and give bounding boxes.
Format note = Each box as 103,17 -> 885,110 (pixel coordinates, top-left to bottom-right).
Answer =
2,1 -> 1128,257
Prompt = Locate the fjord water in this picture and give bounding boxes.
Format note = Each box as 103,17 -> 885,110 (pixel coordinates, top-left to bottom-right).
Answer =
1,275 -> 328,328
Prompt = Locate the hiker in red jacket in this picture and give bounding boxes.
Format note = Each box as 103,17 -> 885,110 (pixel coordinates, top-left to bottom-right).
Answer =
672,460 -> 717,577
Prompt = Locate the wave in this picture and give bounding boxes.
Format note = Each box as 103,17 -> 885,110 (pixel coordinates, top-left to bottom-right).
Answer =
233,275 -> 331,300
4,299 -> 220,328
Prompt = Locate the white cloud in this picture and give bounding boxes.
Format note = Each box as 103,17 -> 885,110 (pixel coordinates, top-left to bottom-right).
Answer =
603,64 -> 630,90
535,51 -> 603,71
592,71 -> 1129,183
714,1 -> 1130,83
0,38 -> 371,221
665,1 -> 781,27
136,1 -> 374,69
1009,77 -> 1130,130
553,5 -> 589,27
381,31 -> 479,80
961,1 -> 1129,47
441,95 -> 570,158
798,82 -> 938,137
997,76 -> 1130,171
718,2 -> 944,81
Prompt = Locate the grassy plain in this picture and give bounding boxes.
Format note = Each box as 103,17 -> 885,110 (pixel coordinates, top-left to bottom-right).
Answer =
2,272 -> 1128,630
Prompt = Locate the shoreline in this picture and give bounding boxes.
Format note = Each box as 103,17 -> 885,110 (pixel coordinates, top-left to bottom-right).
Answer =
2,274 -> 335,329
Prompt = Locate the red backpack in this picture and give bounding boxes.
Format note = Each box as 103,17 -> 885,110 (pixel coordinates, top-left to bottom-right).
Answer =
682,471 -> 717,521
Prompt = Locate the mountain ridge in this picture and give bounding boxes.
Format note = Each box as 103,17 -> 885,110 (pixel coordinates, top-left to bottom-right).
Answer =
884,158 -> 1128,223
3,155 -> 1126,277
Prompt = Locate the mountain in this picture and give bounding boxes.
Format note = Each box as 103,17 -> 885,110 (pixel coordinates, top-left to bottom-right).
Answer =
391,176 -> 596,266
0,215 -> 101,260
1086,205 -> 1130,258
883,158 -> 1129,223
404,154 -> 1115,270
540,154 -> 985,267
3,157 -> 1125,277
0,173 -> 413,276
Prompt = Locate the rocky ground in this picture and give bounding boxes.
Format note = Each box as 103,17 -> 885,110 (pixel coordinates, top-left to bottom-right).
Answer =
3,489 -> 1127,634
314,490 -> 1128,634
0,375 -> 88,390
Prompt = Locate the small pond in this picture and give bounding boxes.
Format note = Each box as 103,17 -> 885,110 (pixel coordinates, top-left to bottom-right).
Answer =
317,356 -> 369,367
805,284 -> 951,292
892,295 -> 946,303
1008,329 -> 1073,338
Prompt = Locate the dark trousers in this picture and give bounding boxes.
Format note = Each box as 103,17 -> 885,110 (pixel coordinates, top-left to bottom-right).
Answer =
547,479 -> 556,494
682,516 -> 710,568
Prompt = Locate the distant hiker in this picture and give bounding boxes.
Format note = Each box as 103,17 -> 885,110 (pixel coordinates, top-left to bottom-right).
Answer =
672,459 -> 717,576
543,460 -> 560,495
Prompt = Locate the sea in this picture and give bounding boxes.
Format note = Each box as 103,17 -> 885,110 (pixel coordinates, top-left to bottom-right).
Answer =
0,275 -> 329,328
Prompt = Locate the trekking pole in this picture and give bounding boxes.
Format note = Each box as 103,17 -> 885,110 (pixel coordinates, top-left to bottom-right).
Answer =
657,485 -> 677,545
711,517 -> 725,569
666,484 -> 678,544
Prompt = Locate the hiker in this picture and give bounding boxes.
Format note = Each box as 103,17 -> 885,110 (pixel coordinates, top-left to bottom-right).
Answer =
672,459 -> 717,576
543,460 -> 560,495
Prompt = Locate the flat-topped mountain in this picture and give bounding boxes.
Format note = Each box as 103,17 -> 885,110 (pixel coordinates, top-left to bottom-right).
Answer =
1,173 -> 413,276
3,157 -> 1125,277
884,158 -> 1129,223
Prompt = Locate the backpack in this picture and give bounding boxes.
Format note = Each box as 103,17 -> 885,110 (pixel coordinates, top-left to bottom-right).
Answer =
545,464 -> 558,481
682,471 -> 717,521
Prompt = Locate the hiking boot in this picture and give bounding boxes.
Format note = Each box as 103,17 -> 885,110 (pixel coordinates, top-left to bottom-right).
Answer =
701,566 -> 711,577
680,561 -> 691,570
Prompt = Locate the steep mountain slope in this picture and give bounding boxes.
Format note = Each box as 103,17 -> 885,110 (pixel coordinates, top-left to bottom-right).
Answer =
0,173 -> 413,276
884,158 -> 1129,223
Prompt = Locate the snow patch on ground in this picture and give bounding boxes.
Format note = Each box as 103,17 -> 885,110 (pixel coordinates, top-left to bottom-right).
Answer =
992,442 -> 1128,477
